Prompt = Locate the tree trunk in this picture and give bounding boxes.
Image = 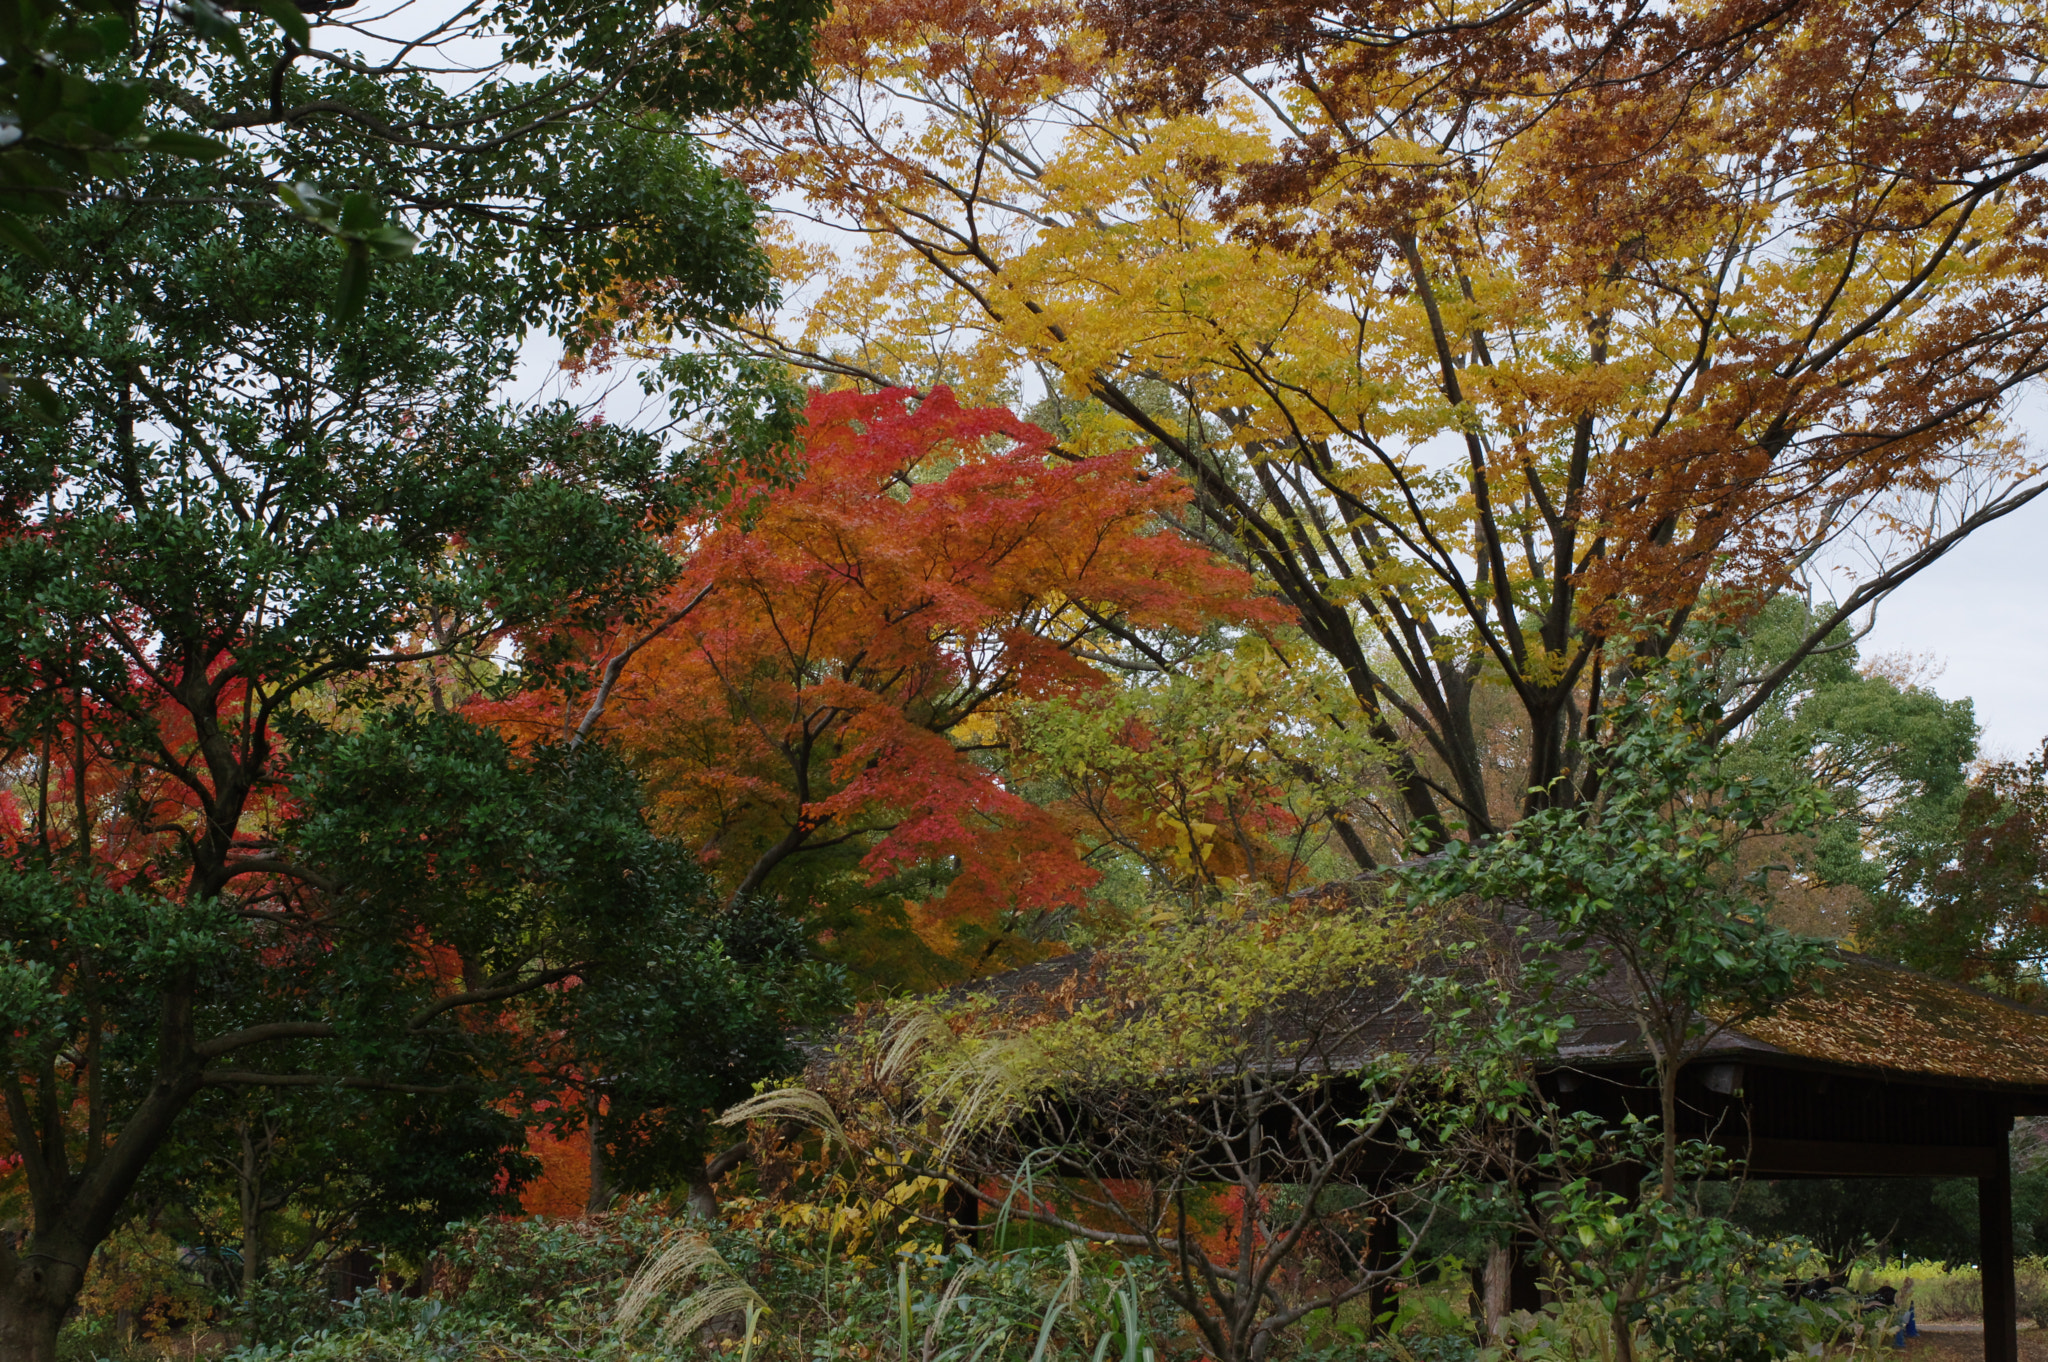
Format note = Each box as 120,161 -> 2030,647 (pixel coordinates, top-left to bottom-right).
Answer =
1610,1306 -> 1637,1362
241,1219 -> 264,1299
0,1064 -> 208,1360
688,1144 -> 748,1224
0,1295 -> 63,1362
238,1115 -> 269,1298
1480,1243 -> 1510,1338
1522,695 -> 1569,818
584,1110 -> 610,1217
0,1253 -> 80,1362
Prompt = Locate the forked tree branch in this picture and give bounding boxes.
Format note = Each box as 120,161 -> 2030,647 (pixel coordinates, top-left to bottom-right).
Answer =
570,582 -> 716,749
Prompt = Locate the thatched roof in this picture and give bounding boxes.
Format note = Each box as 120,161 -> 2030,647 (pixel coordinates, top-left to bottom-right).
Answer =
1685,954 -> 2048,1092
948,937 -> 2048,1098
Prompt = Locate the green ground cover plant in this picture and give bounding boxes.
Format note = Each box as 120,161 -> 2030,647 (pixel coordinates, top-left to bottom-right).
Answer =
48,1202 -> 1957,1362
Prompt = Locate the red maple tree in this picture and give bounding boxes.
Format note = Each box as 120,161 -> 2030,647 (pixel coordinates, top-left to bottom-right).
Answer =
497,386 -> 1271,982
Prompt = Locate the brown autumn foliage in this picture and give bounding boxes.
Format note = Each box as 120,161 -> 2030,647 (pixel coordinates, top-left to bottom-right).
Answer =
692,0 -> 2048,848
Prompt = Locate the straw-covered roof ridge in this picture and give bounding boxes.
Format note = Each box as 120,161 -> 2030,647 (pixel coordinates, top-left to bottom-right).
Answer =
918,889 -> 2048,1096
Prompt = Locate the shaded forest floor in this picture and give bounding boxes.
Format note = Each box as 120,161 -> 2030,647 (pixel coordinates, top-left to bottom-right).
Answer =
1903,1322 -> 2045,1362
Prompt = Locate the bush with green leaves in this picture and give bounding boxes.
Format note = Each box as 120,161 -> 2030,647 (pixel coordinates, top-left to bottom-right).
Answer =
1405,655 -> 1839,1362
236,1261 -> 340,1350
219,1214 -> 677,1361
436,1210 -> 674,1330
200,1208 -> 1180,1362
628,1232 -> 1178,1362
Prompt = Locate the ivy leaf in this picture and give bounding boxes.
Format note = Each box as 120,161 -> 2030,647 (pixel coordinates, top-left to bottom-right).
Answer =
138,128 -> 228,160
0,212 -> 53,263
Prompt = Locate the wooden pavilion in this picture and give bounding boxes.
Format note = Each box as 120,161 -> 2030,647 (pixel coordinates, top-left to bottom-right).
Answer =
944,940 -> 2048,1361
1548,953 -> 2048,1362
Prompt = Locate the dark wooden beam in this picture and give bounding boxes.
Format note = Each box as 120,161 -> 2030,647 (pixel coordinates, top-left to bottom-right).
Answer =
1983,1120 -> 2017,1362
1509,1233 -> 1543,1315
1736,1138 -> 2002,1178
1364,1214 -> 1397,1340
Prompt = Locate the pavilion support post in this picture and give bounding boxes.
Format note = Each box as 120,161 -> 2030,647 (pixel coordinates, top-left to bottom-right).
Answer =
1509,1177 -> 1551,1315
1508,1230 -> 1544,1315
1981,1116 -> 2016,1362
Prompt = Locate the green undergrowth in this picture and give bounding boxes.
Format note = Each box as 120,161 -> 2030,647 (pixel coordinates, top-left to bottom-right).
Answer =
56,1213 -> 1975,1362
224,1231 -> 1178,1362
58,1212 -> 1184,1362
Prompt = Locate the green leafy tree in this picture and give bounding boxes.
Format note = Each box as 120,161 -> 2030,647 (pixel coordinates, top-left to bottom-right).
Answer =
0,0 -> 238,271
0,0 -> 823,1330
0,0 -> 824,331
1707,1169 -> 2048,1270
1413,660 -> 1833,1197
1719,601 -> 2048,990
139,1084 -> 537,1300
130,812 -> 840,1287
1719,597 -> 1979,935
534,888 -> 845,1215
1409,661 -> 1835,1362
1862,741 -> 2048,993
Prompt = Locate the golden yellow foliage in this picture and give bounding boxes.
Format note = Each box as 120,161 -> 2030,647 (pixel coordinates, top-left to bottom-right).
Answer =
697,0 -> 2048,843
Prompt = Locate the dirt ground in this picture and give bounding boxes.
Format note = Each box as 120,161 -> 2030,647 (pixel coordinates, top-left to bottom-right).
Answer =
1899,1322 -> 2048,1362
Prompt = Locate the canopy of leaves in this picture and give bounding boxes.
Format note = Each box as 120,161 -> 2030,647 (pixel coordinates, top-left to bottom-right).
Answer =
1714,599 -> 2047,991
1716,596 -> 1978,936
1011,642 -> 1396,900
0,0 -> 826,343
0,0 -> 825,1332
700,0 -> 2048,845
517,385 -> 1272,988
1861,741 -> 2048,993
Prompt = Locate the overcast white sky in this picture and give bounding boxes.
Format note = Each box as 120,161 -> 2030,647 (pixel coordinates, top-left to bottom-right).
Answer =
1858,491 -> 2048,763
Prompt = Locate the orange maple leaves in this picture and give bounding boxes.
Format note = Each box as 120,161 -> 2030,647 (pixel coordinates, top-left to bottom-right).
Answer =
529,386 -> 1268,976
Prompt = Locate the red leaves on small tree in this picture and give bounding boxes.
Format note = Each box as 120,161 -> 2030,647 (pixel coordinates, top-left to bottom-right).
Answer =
559,386 -> 1271,981
1872,740 -> 2048,994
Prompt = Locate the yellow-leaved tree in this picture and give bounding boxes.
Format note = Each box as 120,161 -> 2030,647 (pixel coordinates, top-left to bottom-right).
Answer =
698,0 -> 2048,845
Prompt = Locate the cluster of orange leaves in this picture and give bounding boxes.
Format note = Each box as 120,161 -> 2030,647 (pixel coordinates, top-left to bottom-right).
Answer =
488,386 -> 1272,971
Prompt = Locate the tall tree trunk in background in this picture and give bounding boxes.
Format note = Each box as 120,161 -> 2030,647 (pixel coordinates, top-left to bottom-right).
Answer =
585,1101 -> 610,1217
238,1114 -> 271,1298
1480,1244 -> 1510,1339
688,1143 -> 749,1222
